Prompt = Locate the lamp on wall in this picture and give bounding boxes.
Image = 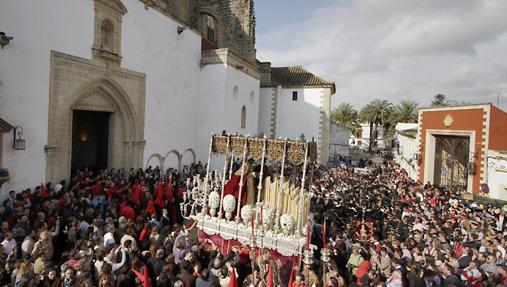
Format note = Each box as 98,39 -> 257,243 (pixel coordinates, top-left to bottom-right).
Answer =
0,32 -> 13,49
177,26 -> 186,35
13,126 -> 25,150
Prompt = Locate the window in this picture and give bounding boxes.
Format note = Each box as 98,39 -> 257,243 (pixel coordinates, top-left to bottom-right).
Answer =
233,86 -> 239,99
241,106 -> 246,129
292,91 -> 298,101
100,19 -> 114,51
204,15 -> 217,44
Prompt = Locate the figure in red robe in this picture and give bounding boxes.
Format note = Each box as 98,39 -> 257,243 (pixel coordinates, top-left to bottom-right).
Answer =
223,158 -> 255,208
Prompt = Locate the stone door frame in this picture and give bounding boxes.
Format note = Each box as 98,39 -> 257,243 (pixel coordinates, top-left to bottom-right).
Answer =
46,51 -> 146,184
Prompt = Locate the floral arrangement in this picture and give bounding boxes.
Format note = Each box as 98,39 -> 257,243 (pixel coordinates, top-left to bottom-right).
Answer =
222,195 -> 236,213
208,191 -> 220,209
241,205 -> 252,223
280,214 -> 294,235
262,206 -> 274,226
222,195 -> 237,221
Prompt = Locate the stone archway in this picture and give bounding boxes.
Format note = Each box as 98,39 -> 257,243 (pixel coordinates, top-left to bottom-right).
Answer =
146,153 -> 163,169
181,148 -> 197,166
47,51 -> 146,184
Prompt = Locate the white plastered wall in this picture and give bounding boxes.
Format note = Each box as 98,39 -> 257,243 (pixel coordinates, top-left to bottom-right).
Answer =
275,88 -> 323,141
0,0 -> 94,193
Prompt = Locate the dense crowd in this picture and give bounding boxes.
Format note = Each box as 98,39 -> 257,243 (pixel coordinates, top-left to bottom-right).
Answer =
2,155 -> 507,287
309,161 -> 507,287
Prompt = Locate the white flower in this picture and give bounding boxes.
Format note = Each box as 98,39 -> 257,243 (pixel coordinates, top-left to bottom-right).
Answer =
241,205 -> 253,223
262,207 -> 274,225
223,195 -> 236,213
208,191 -> 220,209
280,214 -> 293,235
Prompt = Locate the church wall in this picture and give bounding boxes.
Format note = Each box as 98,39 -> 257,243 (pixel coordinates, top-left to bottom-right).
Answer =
121,0 -> 203,170
0,0 -> 94,194
197,64 -> 260,170
197,64 -> 227,168
224,67 -> 260,136
275,88 -> 323,142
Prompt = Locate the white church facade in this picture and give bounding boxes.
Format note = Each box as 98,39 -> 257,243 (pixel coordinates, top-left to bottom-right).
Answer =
0,0 -> 335,193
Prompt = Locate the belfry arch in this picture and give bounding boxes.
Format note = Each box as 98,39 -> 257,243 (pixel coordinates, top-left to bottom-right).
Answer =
46,51 -> 146,184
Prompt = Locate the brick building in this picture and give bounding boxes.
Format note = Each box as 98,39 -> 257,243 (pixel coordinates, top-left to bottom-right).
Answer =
417,104 -> 507,198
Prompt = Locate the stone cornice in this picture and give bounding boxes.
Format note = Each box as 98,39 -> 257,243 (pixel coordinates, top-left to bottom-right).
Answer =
201,49 -> 260,80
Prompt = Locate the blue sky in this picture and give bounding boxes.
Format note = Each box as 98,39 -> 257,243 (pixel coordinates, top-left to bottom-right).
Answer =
255,1 -> 336,35
254,0 -> 507,110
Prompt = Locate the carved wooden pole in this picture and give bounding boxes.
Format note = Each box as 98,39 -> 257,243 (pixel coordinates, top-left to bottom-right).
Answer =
297,140 -> 309,235
201,133 -> 214,216
236,137 -> 249,222
275,139 -> 287,233
218,135 -> 230,219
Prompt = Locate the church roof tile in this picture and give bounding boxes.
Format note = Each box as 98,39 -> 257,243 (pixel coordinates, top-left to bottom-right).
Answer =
270,66 -> 335,93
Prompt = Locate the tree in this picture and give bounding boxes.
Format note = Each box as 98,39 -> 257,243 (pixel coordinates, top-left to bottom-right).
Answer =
394,100 -> 419,123
360,99 -> 393,152
331,103 -> 361,136
431,94 -> 447,107
383,100 -> 419,137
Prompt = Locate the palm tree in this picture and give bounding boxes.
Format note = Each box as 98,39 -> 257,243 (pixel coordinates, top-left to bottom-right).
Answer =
360,99 -> 393,152
331,103 -> 361,136
394,100 -> 419,123
383,100 -> 419,137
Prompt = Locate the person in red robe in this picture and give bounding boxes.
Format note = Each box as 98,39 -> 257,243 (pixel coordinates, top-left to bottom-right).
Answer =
120,203 -> 136,221
154,181 -> 165,208
131,183 -> 143,206
223,158 -> 255,208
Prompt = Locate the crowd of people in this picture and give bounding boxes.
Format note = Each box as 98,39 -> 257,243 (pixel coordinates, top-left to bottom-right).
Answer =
308,160 -> 507,287
2,154 -> 507,287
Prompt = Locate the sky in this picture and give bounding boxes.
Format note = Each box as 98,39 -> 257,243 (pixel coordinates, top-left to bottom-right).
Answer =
255,0 -> 507,110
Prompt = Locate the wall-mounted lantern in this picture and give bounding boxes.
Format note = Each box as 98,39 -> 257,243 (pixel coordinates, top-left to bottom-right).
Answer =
177,26 -> 185,35
13,126 -> 25,150
0,32 -> 13,49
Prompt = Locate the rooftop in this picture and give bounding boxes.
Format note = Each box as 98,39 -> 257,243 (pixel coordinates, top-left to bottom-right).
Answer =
270,66 -> 335,93
399,128 -> 418,139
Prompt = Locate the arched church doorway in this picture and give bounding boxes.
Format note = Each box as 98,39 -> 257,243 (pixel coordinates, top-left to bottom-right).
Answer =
47,52 -> 146,184
71,110 -> 111,176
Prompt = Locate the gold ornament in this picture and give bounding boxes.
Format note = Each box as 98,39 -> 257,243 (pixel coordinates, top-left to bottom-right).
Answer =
444,114 -> 453,127
267,139 -> 285,161
231,136 -> 247,155
212,135 -> 229,155
287,141 -> 306,165
248,138 -> 265,160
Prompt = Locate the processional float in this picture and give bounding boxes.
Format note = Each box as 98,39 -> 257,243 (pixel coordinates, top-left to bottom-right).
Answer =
180,134 -> 317,258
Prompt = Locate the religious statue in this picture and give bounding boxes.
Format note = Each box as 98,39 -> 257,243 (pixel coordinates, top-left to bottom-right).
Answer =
223,158 -> 257,208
